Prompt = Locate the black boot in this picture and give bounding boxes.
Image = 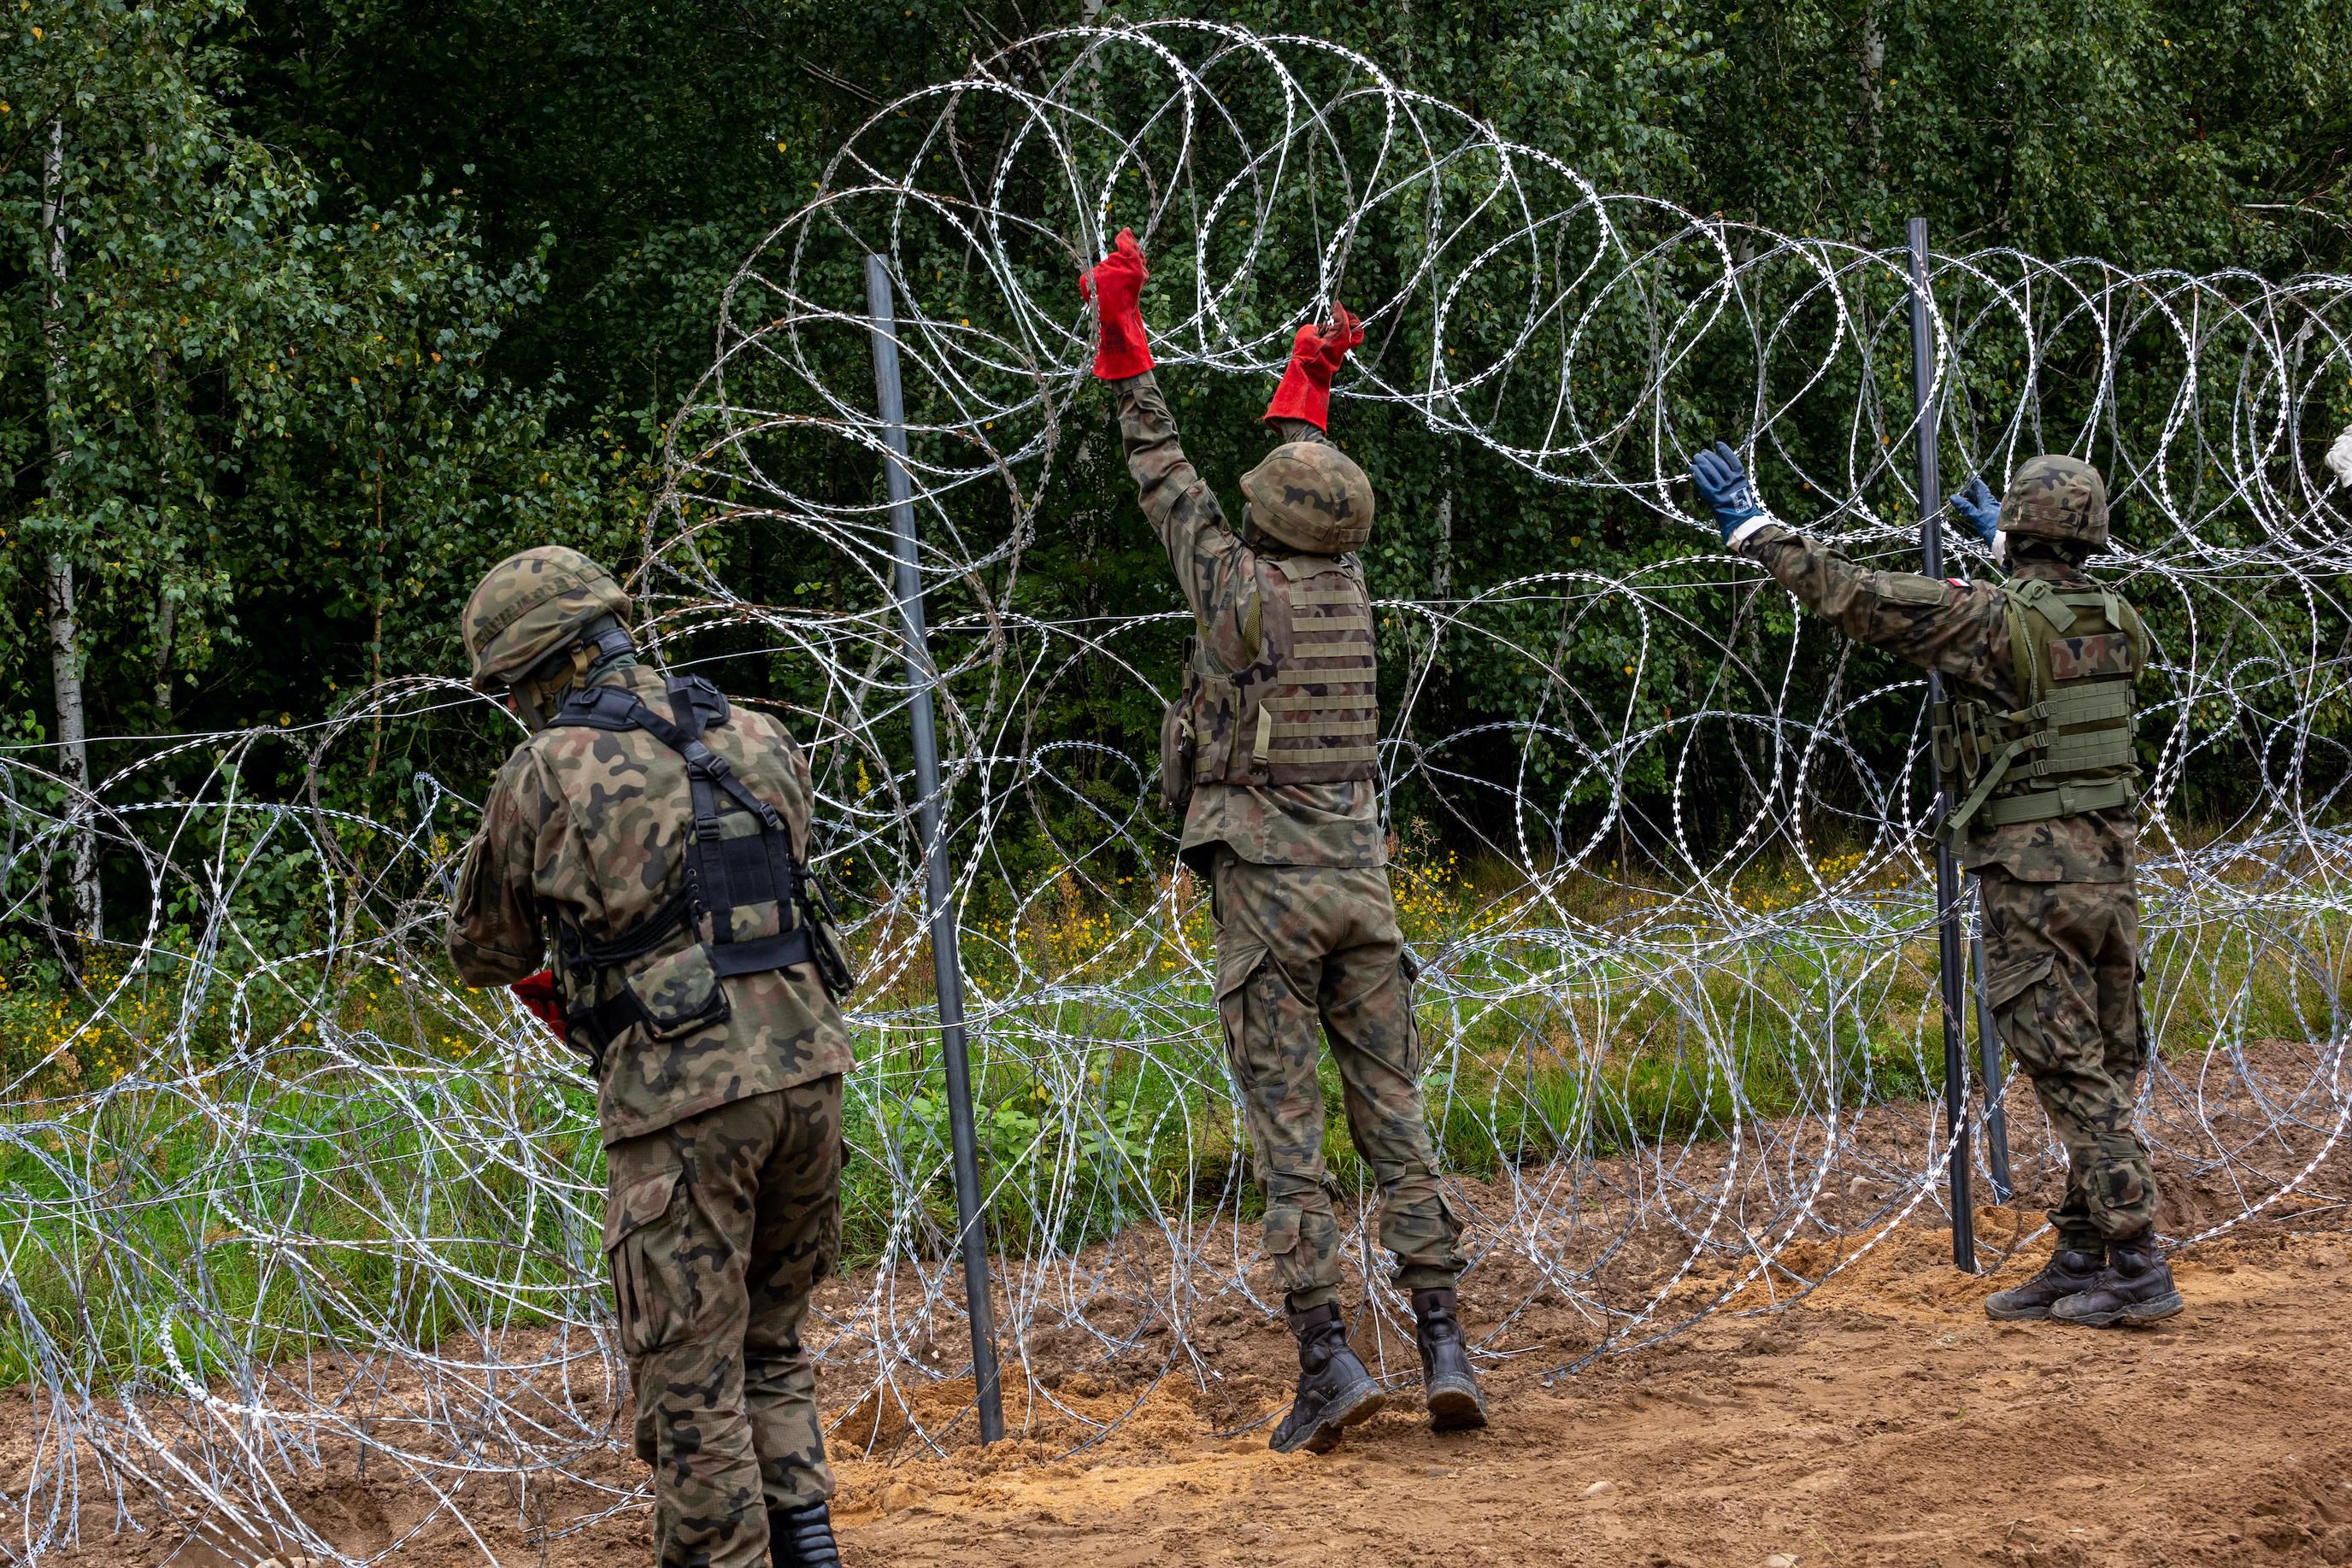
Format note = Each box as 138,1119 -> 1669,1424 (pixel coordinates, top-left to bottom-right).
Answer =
769,1500 -> 843,1568
2049,1233 -> 2185,1328
1411,1288 -> 1488,1431
1269,1302 -> 1385,1454
1982,1245 -> 2106,1321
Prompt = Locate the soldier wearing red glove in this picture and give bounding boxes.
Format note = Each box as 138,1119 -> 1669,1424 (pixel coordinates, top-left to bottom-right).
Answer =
446,549 -> 856,1568
1085,229 -> 1486,1452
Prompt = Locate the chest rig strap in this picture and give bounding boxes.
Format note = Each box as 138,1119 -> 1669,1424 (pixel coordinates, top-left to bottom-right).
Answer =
549,677 -> 851,1055
1936,579 -> 2144,843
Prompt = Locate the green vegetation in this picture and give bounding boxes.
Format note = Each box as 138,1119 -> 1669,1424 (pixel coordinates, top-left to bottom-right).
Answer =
4,837 -> 2339,1388
4,1 -> 2349,942
6,0 -> 2350,1389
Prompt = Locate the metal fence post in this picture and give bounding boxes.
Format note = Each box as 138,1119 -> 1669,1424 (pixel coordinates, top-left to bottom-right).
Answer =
1906,217 -> 1978,1272
863,253 -> 1005,1441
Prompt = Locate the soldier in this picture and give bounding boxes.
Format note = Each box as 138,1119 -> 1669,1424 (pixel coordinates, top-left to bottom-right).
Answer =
1687,442 -> 2184,1328
1082,229 -> 1486,1449
446,546 -> 858,1568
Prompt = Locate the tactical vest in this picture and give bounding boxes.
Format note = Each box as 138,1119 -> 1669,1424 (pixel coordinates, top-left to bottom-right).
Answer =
1937,578 -> 2146,843
1177,553 -> 1379,796
546,676 -> 852,1067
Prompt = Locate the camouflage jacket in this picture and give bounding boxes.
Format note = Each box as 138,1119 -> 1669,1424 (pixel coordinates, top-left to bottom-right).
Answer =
1738,523 -> 2136,883
1114,370 -> 1384,870
447,663 -> 856,1143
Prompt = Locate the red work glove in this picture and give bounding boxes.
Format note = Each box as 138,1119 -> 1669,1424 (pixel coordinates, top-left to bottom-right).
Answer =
1079,227 -> 1154,380
1261,302 -> 1363,431
1270,302 -> 1364,430
509,969 -> 568,1041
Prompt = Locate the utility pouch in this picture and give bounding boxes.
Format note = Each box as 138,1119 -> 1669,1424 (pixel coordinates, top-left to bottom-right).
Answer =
624,943 -> 732,1041
552,677 -> 847,1014
798,873 -> 858,1001
1160,639 -> 1201,817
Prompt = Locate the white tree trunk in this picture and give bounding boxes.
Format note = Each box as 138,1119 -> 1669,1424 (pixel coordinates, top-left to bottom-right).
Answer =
42,116 -> 101,945
153,590 -> 177,726
1432,486 -> 1454,599
1858,3 -> 1886,175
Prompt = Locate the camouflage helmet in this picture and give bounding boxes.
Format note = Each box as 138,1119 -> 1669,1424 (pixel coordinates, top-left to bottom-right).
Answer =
1238,440 -> 1375,555
1998,455 -> 2108,549
462,546 -> 631,692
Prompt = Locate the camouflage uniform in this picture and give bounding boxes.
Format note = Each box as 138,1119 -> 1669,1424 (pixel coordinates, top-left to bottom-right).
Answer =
1116,369 -> 1461,1307
449,656 -> 854,1568
603,1080 -> 842,1560
1736,523 -> 2158,1247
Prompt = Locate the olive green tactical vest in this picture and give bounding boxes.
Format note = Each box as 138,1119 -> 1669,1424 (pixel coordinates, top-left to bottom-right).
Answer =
1187,552 -> 1380,789
1938,578 -> 2146,843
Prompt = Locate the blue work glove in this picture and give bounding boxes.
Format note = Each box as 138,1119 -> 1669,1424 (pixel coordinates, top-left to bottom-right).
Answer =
1690,441 -> 1765,543
1949,477 -> 2001,549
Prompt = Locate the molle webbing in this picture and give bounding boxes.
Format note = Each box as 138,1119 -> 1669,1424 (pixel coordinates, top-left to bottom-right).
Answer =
1200,554 -> 1379,786
1937,580 -> 2144,842
548,677 -> 849,1054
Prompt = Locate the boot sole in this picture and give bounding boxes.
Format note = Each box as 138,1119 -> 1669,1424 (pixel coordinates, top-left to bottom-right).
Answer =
1982,1299 -> 2055,1322
2054,1291 -> 2185,1329
1426,1377 -> 1488,1432
1273,1377 -> 1387,1455
1984,1275 -> 2108,1321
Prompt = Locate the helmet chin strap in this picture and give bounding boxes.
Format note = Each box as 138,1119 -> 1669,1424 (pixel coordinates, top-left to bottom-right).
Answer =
1240,502 -> 1269,552
510,645 -> 591,732
509,623 -> 638,732
509,684 -> 552,733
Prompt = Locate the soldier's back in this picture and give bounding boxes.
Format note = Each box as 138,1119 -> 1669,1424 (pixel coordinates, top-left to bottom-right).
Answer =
521,665 -> 855,1143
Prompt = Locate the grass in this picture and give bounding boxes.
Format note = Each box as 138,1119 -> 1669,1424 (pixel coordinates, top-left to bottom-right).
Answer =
0,838 -> 2343,1389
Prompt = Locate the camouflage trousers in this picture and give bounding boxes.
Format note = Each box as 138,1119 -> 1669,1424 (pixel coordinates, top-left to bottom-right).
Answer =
1979,871 -> 2159,1248
604,1078 -> 843,1568
1210,847 -> 1463,1310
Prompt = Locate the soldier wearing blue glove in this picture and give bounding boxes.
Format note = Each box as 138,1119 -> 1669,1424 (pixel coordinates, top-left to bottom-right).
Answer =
1687,441 -> 2180,1330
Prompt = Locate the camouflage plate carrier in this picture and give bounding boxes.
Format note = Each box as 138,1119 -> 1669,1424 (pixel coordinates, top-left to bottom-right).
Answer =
1939,578 -> 2147,843
547,675 -> 854,1068
1162,552 -> 1379,813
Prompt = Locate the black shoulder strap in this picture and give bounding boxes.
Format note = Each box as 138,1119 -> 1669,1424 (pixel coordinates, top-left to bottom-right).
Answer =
549,683 -> 642,731
554,679 -> 784,832
546,677 -> 845,1015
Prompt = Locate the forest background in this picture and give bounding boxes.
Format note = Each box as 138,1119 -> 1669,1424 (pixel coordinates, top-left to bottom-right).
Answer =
4,0 -> 2351,962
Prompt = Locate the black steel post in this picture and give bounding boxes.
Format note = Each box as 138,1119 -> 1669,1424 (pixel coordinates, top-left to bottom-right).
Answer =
1906,218 -> 1978,1272
864,254 -> 1005,1441
1969,895 -> 2016,1202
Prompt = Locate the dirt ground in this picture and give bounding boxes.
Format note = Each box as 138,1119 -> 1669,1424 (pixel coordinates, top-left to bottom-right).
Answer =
31,1205 -> 2352,1568
824,1213 -> 2352,1568
33,1048 -> 2352,1568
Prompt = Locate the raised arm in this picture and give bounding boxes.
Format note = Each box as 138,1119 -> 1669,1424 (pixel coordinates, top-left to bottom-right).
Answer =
1689,442 -> 2014,696
1084,229 -> 1262,672
1109,371 -> 1261,672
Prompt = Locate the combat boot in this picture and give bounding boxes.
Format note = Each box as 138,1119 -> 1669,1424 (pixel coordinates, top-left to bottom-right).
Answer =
1982,1245 -> 2105,1321
768,1500 -> 843,1568
1269,1302 -> 1385,1454
2049,1233 -> 2185,1328
1411,1288 -> 1488,1431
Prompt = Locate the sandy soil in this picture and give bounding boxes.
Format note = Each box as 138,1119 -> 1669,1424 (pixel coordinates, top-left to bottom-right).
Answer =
825,1212 -> 2352,1568
37,1207 -> 2352,1568
36,1042 -> 2352,1568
